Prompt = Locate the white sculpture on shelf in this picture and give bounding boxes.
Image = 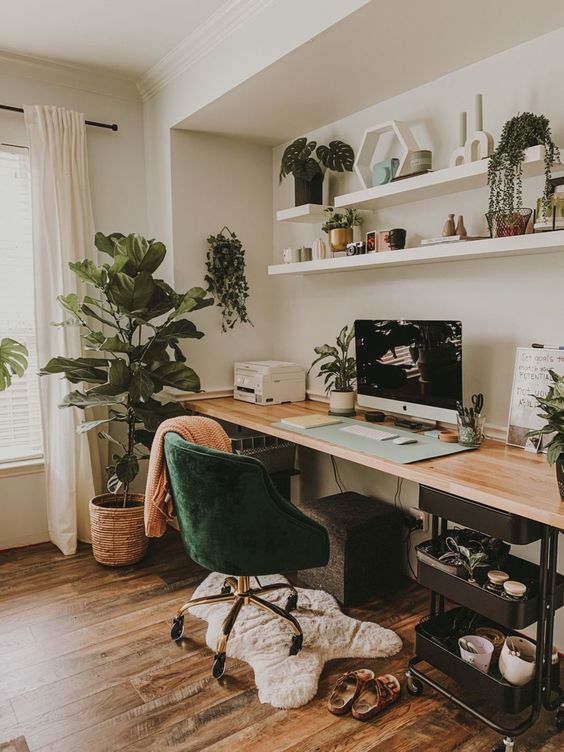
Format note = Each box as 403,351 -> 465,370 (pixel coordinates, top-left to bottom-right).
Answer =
354,120 -> 421,189
449,94 -> 494,167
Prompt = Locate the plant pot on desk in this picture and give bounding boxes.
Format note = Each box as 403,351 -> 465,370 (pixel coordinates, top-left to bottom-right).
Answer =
89,493 -> 148,566
329,390 -> 356,417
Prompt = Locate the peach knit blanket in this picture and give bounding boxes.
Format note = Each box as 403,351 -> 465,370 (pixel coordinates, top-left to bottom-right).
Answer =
144,415 -> 232,537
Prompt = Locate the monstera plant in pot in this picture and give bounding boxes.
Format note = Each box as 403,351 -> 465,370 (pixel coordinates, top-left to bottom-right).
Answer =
527,370 -> 564,500
279,137 -> 355,206
311,325 -> 356,416
41,233 -> 213,566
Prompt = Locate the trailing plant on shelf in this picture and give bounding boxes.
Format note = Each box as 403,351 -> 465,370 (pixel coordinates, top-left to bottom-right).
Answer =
310,325 -> 356,416
321,207 -> 363,233
279,138 -> 355,184
41,232 -> 213,504
527,369 -> 564,500
205,228 -> 252,333
487,113 -> 560,227
0,338 -> 28,391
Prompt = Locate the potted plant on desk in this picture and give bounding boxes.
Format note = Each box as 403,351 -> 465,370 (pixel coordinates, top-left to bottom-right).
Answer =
310,324 -> 356,416
527,369 -> 564,501
40,232 -> 213,566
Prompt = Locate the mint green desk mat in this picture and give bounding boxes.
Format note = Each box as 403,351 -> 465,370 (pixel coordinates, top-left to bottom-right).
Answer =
272,417 -> 474,464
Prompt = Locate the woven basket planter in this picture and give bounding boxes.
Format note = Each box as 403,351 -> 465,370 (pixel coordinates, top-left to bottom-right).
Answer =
89,493 -> 148,567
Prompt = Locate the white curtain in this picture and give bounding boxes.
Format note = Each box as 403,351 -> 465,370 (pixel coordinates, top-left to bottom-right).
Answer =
24,105 -> 98,555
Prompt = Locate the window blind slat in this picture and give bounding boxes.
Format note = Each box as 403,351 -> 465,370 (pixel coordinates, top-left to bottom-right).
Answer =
0,148 -> 43,463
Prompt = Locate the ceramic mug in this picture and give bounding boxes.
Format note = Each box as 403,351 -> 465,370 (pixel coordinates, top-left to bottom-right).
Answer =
388,228 -> 407,250
458,635 -> 494,673
499,636 -> 536,686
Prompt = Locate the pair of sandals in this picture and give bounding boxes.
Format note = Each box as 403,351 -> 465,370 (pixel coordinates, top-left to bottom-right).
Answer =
328,668 -> 401,721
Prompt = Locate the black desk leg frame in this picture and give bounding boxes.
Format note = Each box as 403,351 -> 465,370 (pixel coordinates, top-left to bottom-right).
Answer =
406,520 -> 564,752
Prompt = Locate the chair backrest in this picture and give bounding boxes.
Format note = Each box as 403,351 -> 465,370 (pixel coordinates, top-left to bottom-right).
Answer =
164,432 -> 328,576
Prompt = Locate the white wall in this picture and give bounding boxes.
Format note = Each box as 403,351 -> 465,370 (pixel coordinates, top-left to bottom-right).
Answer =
0,63 -> 147,548
170,131 -> 274,389
272,28 -> 564,644
143,0 -> 370,282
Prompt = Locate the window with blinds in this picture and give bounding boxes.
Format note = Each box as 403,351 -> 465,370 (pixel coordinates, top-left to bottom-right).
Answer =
0,146 -> 43,462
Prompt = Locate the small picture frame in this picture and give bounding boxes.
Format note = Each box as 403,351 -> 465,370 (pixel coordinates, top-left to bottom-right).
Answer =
378,229 -> 392,251
365,230 -> 376,253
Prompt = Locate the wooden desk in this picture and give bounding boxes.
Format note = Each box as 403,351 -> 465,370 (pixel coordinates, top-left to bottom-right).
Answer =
188,397 -> 564,531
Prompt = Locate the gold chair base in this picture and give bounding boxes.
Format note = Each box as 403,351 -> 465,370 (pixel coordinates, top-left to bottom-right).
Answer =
172,576 -> 303,673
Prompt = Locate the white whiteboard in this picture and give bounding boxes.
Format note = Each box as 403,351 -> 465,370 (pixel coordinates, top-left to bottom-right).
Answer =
507,347 -> 564,448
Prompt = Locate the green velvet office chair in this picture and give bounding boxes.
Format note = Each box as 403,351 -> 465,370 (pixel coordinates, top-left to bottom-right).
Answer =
164,432 -> 330,679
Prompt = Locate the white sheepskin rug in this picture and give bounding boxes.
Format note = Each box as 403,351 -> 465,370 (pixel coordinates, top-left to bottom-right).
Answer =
189,572 -> 403,709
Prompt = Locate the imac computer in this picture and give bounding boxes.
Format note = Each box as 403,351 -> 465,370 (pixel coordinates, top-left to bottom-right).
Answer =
355,319 -> 462,423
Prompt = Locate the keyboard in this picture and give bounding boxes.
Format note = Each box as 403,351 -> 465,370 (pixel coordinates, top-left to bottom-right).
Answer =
339,425 -> 399,442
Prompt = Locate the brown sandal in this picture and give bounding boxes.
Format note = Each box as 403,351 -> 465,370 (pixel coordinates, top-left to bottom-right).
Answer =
327,669 -> 375,715
351,674 -> 401,721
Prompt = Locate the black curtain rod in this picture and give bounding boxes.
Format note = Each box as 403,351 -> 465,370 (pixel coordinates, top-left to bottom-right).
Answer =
0,104 -> 118,131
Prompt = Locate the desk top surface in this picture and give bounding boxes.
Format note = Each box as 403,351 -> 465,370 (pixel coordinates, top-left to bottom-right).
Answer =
188,397 -> 564,531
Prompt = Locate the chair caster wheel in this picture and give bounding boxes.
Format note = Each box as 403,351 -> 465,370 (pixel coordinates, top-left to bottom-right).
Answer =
212,652 -> 226,679
556,707 -> 564,731
220,586 -> 231,595
170,616 -> 184,641
491,745 -> 505,752
285,592 -> 298,613
289,634 -> 303,656
406,675 -> 424,696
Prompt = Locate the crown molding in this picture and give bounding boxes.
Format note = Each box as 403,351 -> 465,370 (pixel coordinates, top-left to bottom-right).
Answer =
0,50 -> 140,102
136,0 -> 274,102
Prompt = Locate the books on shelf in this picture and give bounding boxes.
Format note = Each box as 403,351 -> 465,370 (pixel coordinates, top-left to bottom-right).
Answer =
420,235 -> 486,246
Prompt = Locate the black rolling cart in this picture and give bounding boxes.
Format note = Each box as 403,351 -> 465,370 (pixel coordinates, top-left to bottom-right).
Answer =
405,486 -> 564,752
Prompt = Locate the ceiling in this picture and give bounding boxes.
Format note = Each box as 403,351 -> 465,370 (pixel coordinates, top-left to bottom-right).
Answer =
177,0 -> 564,144
0,0 -> 227,78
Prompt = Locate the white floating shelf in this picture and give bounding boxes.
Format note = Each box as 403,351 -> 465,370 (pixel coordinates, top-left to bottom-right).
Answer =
276,204 -> 330,223
268,231 -> 564,276
334,145 -> 563,210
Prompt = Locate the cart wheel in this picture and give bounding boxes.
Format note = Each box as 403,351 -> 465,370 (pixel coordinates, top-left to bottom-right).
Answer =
556,706 -> 564,731
406,675 -> 424,696
491,745 -> 505,752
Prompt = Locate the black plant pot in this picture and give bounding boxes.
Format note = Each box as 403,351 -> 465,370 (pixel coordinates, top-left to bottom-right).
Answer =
294,174 -> 323,207
556,460 -> 564,501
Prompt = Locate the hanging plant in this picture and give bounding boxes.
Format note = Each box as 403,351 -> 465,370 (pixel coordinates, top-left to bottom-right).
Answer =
205,228 -> 252,332
488,113 -> 560,220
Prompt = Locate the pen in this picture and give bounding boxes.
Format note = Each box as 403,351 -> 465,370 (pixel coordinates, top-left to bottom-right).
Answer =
531,343 -> 564,350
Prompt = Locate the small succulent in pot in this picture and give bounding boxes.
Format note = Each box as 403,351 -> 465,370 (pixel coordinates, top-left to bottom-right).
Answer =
310,325 -> 356,416
527,369 -> 564,500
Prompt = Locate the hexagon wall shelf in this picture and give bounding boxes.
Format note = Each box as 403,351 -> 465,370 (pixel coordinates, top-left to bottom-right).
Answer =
354,120 -> 421,190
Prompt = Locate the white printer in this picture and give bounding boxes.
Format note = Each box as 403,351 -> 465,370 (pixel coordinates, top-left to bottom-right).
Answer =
234,361 -> 305,405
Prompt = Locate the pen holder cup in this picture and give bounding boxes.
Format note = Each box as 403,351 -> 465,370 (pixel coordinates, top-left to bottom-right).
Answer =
457,414 -> 485,447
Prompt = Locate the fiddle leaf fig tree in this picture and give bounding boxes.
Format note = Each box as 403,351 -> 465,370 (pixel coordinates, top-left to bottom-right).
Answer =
40,233 -> 213,503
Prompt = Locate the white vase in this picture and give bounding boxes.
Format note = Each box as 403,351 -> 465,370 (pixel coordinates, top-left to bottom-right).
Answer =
329,390 -> 356,416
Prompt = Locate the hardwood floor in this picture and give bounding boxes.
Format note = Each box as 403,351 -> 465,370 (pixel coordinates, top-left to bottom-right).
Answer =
0,531 -> 561,752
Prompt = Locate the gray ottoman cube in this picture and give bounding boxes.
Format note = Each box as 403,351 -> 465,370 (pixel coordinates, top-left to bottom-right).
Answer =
298,491 -> 402,606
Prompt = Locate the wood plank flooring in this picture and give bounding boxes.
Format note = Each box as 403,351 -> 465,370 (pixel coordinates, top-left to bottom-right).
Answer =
0,531 -> 561,752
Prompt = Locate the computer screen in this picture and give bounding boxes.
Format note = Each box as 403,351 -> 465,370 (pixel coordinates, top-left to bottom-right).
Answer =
355,320 -> 462,418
